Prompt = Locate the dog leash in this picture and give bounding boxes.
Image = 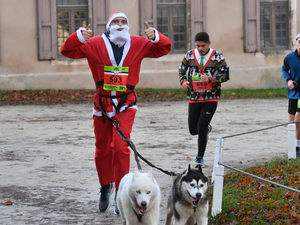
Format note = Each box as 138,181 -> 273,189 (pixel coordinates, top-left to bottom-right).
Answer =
115,123 -> 179,177
113,121 -> 143,172
94,97 -> 178,177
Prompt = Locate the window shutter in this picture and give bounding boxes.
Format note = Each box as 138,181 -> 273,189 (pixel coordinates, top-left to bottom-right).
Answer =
92,0 -> 110,36
243,0 -> 260,52
37,0 -> 57,60
139,0 -> 156,36
190,0 -> 206,48
0,13 -> 1,61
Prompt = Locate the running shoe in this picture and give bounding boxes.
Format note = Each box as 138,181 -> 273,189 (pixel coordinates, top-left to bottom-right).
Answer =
195,156 -> 206,168
99,183 -> 114,212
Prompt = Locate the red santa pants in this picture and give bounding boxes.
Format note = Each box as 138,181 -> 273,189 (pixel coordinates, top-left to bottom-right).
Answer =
93,108 -> 136,190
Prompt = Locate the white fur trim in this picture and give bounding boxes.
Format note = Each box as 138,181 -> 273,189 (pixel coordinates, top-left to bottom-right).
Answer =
119,38 -> 131,66
150,28 -> 159,43
77,27 -> 86,43
102,33 -> 117,66
106,12 -> 129,30
101,33 -> 131,67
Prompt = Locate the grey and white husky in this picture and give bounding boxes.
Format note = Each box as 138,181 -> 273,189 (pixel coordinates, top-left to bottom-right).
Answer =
165,164 -> 209,225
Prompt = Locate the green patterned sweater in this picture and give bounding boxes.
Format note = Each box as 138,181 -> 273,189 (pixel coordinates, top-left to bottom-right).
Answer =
178,48 -> 229,102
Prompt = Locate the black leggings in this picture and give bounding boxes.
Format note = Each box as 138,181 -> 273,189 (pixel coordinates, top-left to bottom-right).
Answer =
188,102 -> 218,157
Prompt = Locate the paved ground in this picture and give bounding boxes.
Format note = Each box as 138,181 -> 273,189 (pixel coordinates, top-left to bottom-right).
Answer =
0,99 -> 290,224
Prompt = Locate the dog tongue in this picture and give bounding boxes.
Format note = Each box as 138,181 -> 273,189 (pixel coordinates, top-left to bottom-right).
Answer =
140,207 -> 146,213
190,196 -> 197,202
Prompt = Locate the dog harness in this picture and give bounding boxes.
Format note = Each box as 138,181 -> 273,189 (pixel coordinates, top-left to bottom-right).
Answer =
133,209 -> 143,223
94,90 -> 137,123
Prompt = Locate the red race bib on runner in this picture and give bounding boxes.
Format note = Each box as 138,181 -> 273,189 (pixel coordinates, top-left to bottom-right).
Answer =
192,80 -> 212,91
103,66 -> 129,92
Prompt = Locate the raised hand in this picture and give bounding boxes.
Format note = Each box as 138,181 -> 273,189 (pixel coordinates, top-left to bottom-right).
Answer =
144,22 -> 155,40
82,24 -> 92,42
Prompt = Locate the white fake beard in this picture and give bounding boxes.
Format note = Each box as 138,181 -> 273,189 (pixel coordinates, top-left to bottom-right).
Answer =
109,25 -> 130,47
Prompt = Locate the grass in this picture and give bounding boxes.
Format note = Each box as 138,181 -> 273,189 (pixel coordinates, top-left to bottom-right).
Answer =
136,87 -> 288,101
0,88 -> 288,105
220,88 -> 287,99
136,87 -> 288,100
208,158 -> 300,224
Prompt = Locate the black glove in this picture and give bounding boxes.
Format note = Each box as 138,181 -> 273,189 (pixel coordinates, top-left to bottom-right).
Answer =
293,81 -> 300,90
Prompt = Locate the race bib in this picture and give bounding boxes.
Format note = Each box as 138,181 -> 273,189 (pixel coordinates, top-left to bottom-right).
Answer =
192,76 -> 212,92
103,65 -> 129,92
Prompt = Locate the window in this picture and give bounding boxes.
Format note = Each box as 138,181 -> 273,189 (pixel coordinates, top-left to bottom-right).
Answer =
37,0 -> 109,60
57,0 -> 88,58
157,0 -> 186,53
260,0 -> 288,50
243,0 -> 289,53
0,12 -> 1,61
139,0 -> 205,54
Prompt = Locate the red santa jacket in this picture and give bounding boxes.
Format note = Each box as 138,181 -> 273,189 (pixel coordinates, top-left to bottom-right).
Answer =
61,30 -> 171,117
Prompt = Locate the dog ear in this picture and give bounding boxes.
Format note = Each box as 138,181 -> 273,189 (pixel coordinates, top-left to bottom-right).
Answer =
197,165 -> 203,173
188,164 -> 191,172
182,164 -> 191,178
133,167 -> 140,179
147,167 -> 154,181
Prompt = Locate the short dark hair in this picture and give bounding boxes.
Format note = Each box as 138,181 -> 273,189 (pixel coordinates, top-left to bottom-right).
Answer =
195,32 -> 210,43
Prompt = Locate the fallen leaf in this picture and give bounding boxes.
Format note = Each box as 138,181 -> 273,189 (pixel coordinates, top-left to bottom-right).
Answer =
5,201 -> 13,205
291,211 -> 300,219
283,203 -> 289,208
242,177 -> 251,185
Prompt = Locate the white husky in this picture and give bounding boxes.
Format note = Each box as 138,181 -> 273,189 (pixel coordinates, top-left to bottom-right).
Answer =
117,167 -> 161,225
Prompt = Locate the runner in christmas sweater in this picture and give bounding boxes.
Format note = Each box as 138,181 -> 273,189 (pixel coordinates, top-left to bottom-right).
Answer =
179,32 -> 229,167
61,11 -> 171,214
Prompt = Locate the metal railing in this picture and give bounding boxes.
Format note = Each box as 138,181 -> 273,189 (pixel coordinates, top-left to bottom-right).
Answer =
211,122 -> 300,216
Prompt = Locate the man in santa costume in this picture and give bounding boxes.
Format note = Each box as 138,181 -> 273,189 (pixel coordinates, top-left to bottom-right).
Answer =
61,11 -> 171,214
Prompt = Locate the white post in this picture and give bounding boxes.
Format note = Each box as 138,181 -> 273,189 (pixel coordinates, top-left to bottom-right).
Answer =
288,123 -> 296,159
211,164 -> 224,216
212,138 -> 224,183
211,138 -> 224,216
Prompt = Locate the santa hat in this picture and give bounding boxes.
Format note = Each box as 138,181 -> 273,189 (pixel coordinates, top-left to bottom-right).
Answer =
106,11 -> 129,30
